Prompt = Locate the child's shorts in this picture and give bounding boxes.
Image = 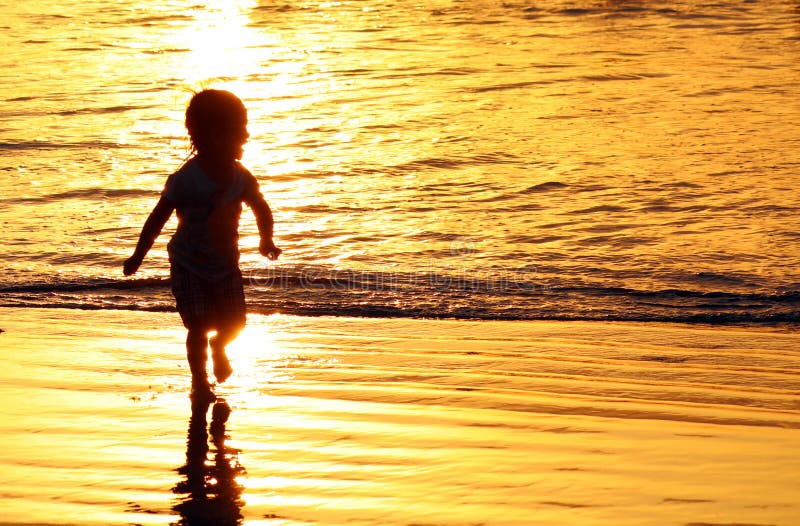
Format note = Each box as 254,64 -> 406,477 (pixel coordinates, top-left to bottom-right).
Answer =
170,263 -> 247,332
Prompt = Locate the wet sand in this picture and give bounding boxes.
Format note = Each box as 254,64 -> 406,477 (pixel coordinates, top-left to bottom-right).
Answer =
0,307 -> 798,525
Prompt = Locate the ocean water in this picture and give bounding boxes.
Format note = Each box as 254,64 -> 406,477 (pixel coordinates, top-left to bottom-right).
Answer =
1,0 -> 799,323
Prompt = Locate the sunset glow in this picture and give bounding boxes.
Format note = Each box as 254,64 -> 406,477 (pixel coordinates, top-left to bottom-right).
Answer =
1,0 -> 799,524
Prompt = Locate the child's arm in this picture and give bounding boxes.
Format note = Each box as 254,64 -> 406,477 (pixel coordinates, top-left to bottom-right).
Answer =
123,197 -> 175,276
244,183 -> 281,260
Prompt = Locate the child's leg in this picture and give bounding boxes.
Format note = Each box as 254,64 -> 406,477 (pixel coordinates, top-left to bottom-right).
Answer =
209,269 -> 247,383
186,328 -> 209,382
210,321 -> 243,383
171,262 -> 215,399
212,323 -> 243,349
187,327 -> 215,402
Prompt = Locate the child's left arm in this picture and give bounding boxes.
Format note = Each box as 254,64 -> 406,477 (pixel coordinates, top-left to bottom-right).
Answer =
244,179 -> 281,261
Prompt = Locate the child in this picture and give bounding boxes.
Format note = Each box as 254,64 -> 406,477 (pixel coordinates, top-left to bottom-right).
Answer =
124,89 -> 281,403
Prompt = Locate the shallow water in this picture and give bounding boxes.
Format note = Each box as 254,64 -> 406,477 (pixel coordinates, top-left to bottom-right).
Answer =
1,308 -> 799,525
1,0 -> 799,322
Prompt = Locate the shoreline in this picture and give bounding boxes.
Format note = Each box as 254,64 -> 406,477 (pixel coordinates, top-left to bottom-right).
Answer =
0,307 -> 798,525
3,301 -> 800,332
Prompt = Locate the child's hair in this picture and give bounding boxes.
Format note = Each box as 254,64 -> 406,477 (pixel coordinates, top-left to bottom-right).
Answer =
185,89 -> 247,154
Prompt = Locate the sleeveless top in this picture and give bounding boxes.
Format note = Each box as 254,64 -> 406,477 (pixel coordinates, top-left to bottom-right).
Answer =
162,157 -> 259,281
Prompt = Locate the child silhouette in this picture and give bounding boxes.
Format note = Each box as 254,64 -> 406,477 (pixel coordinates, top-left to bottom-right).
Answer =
124,90 -> 281,403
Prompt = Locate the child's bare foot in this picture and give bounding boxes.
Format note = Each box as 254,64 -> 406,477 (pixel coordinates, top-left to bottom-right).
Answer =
210,336 -> 233,383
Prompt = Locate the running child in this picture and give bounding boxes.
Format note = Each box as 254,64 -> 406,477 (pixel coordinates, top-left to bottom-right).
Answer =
124,89 -> 281,403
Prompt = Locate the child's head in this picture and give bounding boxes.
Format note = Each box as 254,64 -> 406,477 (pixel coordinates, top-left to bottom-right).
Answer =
185,89 -> 249,160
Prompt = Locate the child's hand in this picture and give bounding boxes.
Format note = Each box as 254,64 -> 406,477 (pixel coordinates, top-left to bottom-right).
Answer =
259,239 -> 282,260
123,254 -> 143,276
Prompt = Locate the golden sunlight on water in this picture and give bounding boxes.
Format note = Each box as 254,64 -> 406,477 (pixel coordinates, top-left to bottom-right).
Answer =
1,2 -> 800,522
172,1 -> 262,94
1,0 -> 798,314
1,309 -> 799,525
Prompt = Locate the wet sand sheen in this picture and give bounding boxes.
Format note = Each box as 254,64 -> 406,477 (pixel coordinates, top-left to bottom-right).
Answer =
0,308 -> 799,525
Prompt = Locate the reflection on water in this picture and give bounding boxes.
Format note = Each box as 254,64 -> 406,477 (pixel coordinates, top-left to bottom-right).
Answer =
172,399 -> 246,526
1,310 -> 799,524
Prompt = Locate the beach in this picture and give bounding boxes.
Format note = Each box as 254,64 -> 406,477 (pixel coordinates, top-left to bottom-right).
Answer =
1,1 -> 799,525
0,307 -> 798,526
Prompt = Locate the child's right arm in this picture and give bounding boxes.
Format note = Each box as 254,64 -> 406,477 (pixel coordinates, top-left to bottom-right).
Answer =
123,197 -> 175,276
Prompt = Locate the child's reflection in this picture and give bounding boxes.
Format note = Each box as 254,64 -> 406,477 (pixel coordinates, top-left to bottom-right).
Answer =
172,398 -> 245,526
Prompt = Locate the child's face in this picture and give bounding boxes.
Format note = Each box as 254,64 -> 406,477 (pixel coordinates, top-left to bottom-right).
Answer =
217,118 -> 249,161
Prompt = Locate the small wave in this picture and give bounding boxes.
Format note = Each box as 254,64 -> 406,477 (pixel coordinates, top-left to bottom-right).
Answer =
670,22 -> 726,31
124,13 -> 194,24
465,80 -> 551,94
252,3 -> 303,13
568,205 -> 627,215
685,272 -> 754,287
282,204 -> 347,214
51,188 -> 157,200
471,152 -> 522,164
522,181 -> 568,193
475,183 -> 560,203
62,46 -> 108,52
3,272 -> 798,326
466,72 -> 666,94
559,8 -> 601,17
660,181 -> 704,189
5,295 -> 797,326
56,104 -> 154,116
142,47 -> 191,55
4,188 -> 157,205
402,232 -> 468,242
0,140 -> 130,151
581,73 -> 670,82
23,13 -> 71,21
0,277 -> 170,294
392,152 -> 520,172
433,67 -> 485,76
506,235 -> 568,244
265,170 -> 335,183
393,157 -> 465,171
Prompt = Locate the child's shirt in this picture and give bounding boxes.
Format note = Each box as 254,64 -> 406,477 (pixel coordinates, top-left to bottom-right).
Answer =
162,157 -> 262,281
